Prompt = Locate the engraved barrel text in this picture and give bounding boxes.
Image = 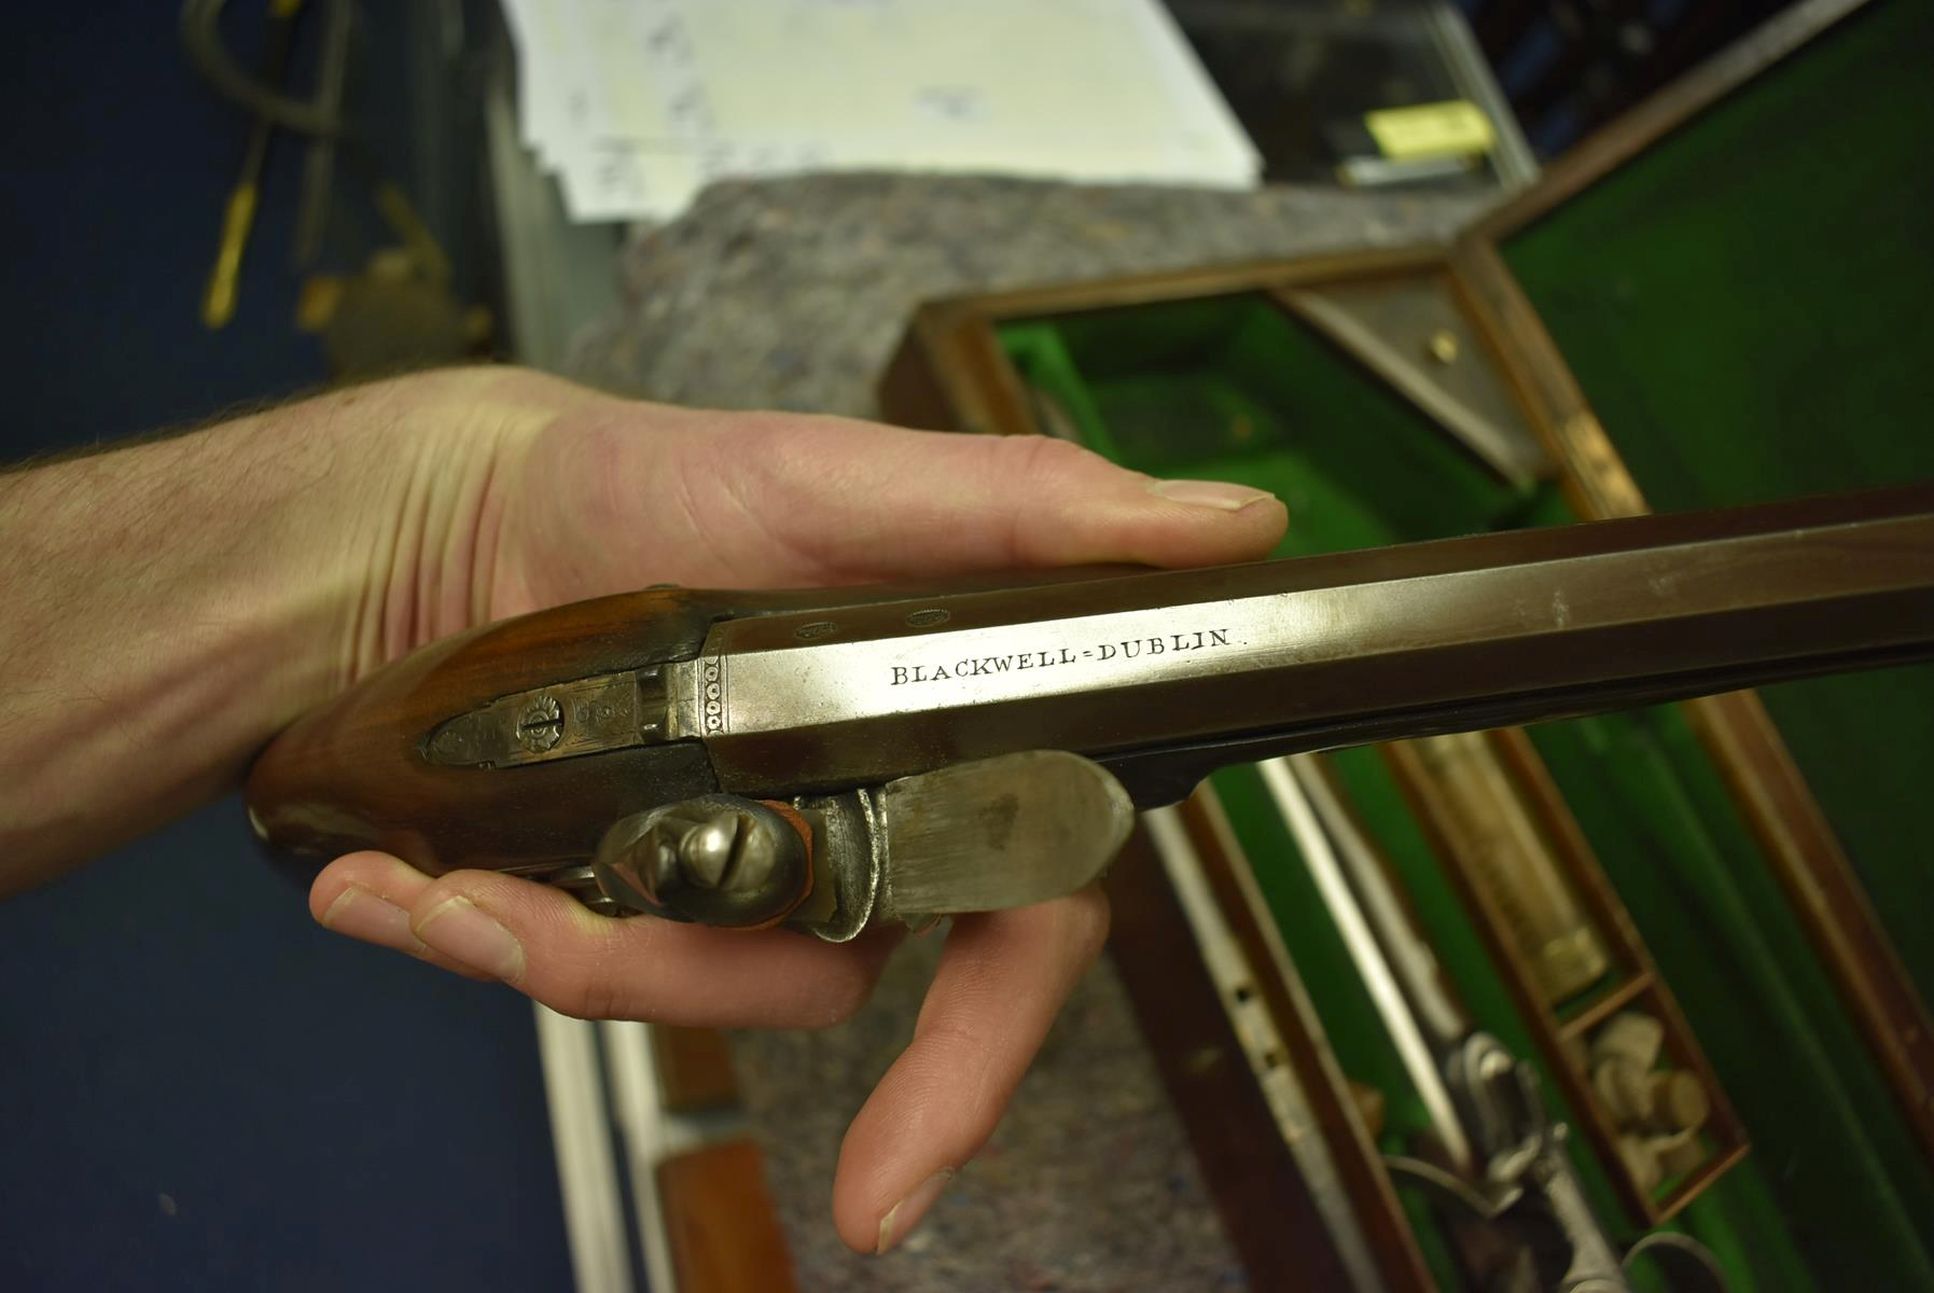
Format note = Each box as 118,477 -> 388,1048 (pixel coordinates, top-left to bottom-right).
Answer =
889,628 -> 1233,686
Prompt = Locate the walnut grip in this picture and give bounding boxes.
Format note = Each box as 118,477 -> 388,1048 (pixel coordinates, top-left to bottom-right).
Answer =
245,585 -> 760,879
245,563 -> 1145,881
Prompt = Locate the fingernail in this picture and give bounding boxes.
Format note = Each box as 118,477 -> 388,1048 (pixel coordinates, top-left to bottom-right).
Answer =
415,897 -> 525,982
1149,478 -> 1275,511
320,884 -> 416,951
876,1169 -> 954,1254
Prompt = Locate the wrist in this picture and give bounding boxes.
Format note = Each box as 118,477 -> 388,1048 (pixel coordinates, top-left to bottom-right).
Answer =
0,367 -> 550,883
325,365 -> 593,680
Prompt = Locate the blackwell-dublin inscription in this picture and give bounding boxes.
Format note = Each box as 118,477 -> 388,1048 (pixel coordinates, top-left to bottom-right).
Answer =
889,628 -> 1234,686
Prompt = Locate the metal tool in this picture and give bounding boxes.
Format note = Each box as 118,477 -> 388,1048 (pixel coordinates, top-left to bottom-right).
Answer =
1266,755 -> 1725,1291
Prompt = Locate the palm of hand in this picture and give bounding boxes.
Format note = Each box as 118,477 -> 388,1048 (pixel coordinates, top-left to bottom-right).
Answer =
317,369 -> 1285,1253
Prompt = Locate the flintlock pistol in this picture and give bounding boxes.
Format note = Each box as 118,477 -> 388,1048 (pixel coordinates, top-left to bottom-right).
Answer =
247,483 -> 1934,939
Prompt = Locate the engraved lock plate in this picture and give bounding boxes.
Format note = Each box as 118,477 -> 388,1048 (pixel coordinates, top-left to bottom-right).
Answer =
423,668 -> 669,768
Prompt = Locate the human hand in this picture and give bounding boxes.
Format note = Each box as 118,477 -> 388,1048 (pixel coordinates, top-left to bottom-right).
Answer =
307,367 -> 1286,1250
0,364 -> 1283,1253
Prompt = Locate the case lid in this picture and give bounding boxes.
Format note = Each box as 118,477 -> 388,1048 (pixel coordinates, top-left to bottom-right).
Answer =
1459,0 -> 1934,1071
1470,0 -> 1934,509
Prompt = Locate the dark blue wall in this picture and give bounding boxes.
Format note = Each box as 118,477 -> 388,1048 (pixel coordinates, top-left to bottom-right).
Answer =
0,6 -> 572,1289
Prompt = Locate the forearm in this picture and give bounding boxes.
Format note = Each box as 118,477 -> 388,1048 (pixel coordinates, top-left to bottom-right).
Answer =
0,374 -> 523,891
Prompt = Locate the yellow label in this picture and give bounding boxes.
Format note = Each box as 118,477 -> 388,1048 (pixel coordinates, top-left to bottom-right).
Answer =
1365,100 -> 1495,161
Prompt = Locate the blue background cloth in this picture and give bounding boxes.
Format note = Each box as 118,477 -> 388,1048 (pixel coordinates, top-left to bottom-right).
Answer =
0,5 -> 572,1289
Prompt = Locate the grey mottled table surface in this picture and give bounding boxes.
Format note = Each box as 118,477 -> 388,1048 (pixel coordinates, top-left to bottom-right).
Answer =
566,172 -> 1485,1292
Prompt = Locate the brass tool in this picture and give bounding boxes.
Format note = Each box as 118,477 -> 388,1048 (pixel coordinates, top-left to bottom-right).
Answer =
1409,731 -> 1612,1005
200,0 -> 305,329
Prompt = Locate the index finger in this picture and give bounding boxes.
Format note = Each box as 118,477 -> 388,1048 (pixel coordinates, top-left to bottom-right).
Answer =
831,887 -> 1112,1253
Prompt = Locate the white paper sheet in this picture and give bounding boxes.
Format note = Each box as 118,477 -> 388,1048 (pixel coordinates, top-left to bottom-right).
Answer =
502,0 -> 1260,223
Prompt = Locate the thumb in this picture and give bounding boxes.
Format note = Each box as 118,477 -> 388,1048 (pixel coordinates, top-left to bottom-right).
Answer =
658,411 -> 1287,584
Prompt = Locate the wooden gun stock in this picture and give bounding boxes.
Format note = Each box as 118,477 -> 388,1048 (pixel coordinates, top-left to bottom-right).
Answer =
246,569 -> 1125,882
248,585 -> 737,876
